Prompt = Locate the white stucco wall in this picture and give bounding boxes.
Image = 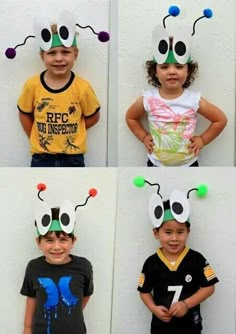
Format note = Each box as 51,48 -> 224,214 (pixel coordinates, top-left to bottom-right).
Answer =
0,0 -> 109,166
118,0 -> 235,166
0,168 -> 117,334
112,167 -> 236,334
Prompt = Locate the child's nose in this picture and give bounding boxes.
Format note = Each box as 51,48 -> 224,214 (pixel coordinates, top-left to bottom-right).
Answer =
53,240 -> 61,248
55,53 -> 63,60
171,233 -> 178,240
168,65 -> 176,73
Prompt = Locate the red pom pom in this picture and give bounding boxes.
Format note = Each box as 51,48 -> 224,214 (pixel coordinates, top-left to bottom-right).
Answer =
89,188 -> 97,197
37,183 -> 47,191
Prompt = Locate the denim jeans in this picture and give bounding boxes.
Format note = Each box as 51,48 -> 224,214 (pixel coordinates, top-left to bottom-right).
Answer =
31,153 -> 85,167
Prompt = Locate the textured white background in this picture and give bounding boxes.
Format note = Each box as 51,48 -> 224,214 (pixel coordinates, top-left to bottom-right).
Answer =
0,0 -> 109,166
112,167 -> 236,334
118,0 -> 235,166
0,168 -> 117,334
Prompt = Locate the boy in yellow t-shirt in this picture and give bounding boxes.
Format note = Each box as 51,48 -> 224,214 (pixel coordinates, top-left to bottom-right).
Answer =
12,12 -> 109,167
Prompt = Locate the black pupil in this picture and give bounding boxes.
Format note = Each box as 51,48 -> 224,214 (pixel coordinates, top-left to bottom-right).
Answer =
61,213 -> 70,226
59,26 -> 69,40
172,202 -> 183,215
154,205 -> 163,219
174,41 -> 186,56
158,40 -> 168,55
41,29 -> 51,43
42,214 -> 51,227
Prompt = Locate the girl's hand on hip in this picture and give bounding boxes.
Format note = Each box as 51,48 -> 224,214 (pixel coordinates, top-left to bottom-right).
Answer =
188,136 -> 205,156
143,134 -> 154,154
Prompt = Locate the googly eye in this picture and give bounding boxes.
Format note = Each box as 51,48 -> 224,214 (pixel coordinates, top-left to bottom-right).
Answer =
149,193 -> 164,228
57,11 -> 76,48
33,16 -> 52,51
172,27 -> 191,64
170,190 -> 190,223
152,25 -> 170,64
35,202 -> 52,235
59,200 -> 76,234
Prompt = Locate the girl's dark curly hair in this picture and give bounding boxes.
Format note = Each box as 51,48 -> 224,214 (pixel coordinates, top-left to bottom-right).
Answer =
145,60 -> 198,89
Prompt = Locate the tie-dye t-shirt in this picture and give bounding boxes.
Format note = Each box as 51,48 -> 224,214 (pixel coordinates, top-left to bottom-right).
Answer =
143,88 -> 201,166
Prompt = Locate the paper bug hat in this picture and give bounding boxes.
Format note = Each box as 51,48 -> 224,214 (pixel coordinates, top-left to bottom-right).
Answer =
133,176 -> 208,228
153,5 -> 213,64
5,10 -> 109,59
35,183 -> 97,236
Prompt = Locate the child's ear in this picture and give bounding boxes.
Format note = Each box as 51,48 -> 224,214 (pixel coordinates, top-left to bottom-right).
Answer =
36,237 -> 41,248
74,48 -> 79,59
152,228 -> 159,240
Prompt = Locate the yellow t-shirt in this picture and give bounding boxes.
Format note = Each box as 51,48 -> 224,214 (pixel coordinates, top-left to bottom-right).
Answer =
18,71 -> 100,154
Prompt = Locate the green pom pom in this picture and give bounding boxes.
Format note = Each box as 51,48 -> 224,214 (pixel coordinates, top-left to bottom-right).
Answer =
197,184 -> 208,197
133,176 -> 145,188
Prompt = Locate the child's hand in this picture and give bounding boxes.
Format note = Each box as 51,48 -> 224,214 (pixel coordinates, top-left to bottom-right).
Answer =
188,136 -> 205,156
169,301 -> 188,317
153,305 -> 172,322
143,134 -> 154,154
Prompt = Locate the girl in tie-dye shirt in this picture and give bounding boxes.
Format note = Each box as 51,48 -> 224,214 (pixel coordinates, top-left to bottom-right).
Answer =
126,59 -> 227,167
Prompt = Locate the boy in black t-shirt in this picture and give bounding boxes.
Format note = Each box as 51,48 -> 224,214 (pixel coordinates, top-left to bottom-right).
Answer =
134,177 -> 218,334
21,184 -> 96,334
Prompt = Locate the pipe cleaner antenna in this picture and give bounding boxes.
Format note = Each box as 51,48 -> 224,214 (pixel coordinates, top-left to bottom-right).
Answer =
133,176 -> 162,197
5,35 -> 35,59
187,184 -> 208,199
76,23 -> 109,42
163,5 -> 180,28
75,188 -> 97,211
192,8 -> 213,36
37,183 -> 47,201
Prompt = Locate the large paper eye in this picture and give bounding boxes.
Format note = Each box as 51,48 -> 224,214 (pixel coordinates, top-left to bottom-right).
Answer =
170,190 -> 190,223
59,200 -> 76,233
172,27 -> 191,64
152,25 -> 170,64
57,11 -> 76,47
149,193 -> 164,228
33,16 -> 52,51
35,202 -> 52,235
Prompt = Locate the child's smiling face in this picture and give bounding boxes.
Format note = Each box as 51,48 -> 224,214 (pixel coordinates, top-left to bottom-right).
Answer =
153,220 -> 190,260
41,46 -> 78,78
37,231 -> 76,265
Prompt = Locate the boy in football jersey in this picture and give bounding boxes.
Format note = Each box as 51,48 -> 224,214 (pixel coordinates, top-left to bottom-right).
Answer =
137,198 -> 218,334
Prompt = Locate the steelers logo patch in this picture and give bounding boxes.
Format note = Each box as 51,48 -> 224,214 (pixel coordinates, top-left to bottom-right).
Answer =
185,274 -> 192,282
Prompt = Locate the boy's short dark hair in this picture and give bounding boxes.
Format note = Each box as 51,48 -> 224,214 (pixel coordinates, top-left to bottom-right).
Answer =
145,60 -> 198,89
35,207 -> 75,242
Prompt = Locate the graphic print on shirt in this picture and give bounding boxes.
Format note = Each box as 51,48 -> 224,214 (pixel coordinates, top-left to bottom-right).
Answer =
38,275 -> 79,334
147,96 -> 196,165
35,98 -> 81,152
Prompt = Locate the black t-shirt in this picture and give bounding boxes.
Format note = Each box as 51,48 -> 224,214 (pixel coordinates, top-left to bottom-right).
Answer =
137,247 -> 219,334
21,255 -> 93,334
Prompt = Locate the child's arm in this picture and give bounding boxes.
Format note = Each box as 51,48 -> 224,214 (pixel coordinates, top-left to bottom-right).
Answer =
169,285 -> 215,317
19,112 -> 34,138
23,296 -> 36,334
82,296 -> 91,310
85,111 -> 100,129
140,292 -> 172,323
189,97 -> 227,156
126,97 -> 154,153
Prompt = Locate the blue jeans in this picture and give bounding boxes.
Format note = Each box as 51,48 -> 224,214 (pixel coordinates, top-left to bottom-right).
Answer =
31,153 -> 85,167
